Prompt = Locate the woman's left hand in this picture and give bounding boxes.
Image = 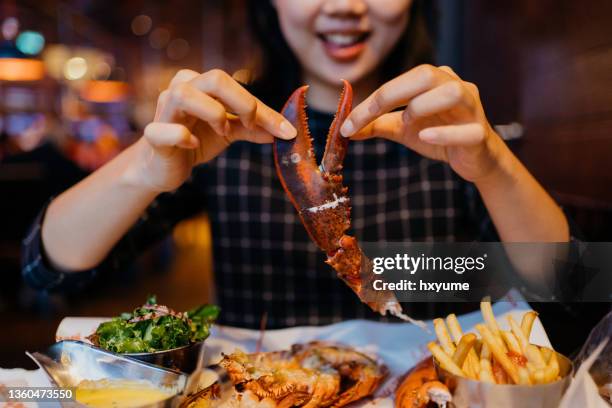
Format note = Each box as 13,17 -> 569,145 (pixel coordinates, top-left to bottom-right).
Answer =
340,64 -> 504,184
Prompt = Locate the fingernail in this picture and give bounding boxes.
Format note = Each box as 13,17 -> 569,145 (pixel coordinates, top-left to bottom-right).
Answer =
340,119 -> 354,137
419,129 -> 438,142
279,120 -> 296,139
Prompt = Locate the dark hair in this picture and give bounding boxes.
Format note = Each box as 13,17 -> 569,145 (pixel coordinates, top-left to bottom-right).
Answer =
247,0 -> 435,110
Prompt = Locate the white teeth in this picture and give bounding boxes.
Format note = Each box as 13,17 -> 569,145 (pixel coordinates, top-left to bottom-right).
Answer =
324,33 -> 360,46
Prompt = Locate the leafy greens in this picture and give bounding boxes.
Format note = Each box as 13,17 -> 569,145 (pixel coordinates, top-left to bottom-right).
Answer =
90,295 -> 220,353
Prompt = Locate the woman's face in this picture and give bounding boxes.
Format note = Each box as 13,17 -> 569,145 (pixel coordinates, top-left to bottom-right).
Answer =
274,0 -> 412,87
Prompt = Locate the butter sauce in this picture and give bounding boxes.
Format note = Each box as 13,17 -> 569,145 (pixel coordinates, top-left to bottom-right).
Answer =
75,379 -> 173,408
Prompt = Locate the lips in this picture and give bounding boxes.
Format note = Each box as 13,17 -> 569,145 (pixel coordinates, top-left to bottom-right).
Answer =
317,32 -> 370,62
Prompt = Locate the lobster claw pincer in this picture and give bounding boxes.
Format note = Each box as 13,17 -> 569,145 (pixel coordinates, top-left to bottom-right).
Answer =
274,81 -> 423,326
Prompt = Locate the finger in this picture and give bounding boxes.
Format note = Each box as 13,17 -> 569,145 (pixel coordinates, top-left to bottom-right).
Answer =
190,69 -> 256,129
190,69 -> 295,139
341,64 -> 449,137
419,123 -> 486,146
349,111 -> 404,143
154,69 -> 199,122
252,97 -> 296,140
160,82 -> 228,135
404,81 -> 474,120
350,112 -> 442,160
169,68 -> 200,88
154,90 -> 169,122
144,122 -> 198,151
438,65 -> 460,79
229,122 -> 274,144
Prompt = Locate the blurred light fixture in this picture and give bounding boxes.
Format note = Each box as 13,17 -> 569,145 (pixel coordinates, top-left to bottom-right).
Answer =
149,27 -> 170,49
131,14 -> 152,36
80,80 -> 129,103
2,17 -> 19,40
166,38 -> 189,60
0,57 -> 44,81
93,61 -> 111,80
0,41 -> 45,81
64,56 -> 88,80
42,44 -> 70,79
16,31 -> 45,55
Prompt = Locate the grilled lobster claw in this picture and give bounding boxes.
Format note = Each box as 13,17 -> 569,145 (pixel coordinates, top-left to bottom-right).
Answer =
274,81 -> 423,326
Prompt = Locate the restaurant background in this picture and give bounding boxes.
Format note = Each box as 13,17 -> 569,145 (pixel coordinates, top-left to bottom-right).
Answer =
0,0 -> 610,367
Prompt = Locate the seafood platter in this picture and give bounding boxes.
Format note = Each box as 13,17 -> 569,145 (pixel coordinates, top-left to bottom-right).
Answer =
37,296 -> 572,408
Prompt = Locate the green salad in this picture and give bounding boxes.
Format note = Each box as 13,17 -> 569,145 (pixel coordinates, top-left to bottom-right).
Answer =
89,295 -> 220,353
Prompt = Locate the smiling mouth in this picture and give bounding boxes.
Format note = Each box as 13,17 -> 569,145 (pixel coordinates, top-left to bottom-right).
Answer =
317,32 -> 371,61
318,32 -> 370,47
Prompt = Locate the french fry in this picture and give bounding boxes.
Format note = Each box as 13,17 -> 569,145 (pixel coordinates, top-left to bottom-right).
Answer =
446,313 -> 463,343
508,316 -> 546,368
445,314 -> 479,378
481,342 -> 491,360
480,300 -> 501,335
508,315 -> 529,351
540,347 -> 554,364
452,333 -> 477,368
527,345 -> 546,368
431,307 -> 561,386
491,357 -> 508,384
525,362 -> 539,382
518,366 -> 532,385
545,351 -> 560,382
474,339 -> 483,354
428,341 -> 465,377
521,311 -> 538,341
526,362 -> 536,372
433,318 -> 456,356
480,300 -> 507,352
476,324 -> 520,384
479,358 -> 495,383
533,368 -> 546,384
501,330 -> 521,354
463,357 -> 479,379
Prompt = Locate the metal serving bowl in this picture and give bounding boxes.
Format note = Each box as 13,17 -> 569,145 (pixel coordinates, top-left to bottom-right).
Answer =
125,340 -> 205,373
27,340 -> 188,408
434,352 -> 573,408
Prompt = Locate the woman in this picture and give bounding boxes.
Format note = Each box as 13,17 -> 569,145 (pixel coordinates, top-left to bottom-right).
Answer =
23,0 -> 569,328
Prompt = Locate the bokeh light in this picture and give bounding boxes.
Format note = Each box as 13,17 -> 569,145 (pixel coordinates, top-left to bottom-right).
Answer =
166,38 -> 190,60
16,31 -> 45,55
2,17 -> 19,40
64,56 -> 88,80
131,14 -> 152,36
149,27 -> 170,49
93,61 -> 111,80
42,44 -> 70,79
0,58 -> 45,81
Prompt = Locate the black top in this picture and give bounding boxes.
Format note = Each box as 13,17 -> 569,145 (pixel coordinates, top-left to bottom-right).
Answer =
22,108 -> 501,329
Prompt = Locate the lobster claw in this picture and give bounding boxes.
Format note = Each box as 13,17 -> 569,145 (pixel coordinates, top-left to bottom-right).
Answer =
273,82 -> 351,253
274,81 -> 424,327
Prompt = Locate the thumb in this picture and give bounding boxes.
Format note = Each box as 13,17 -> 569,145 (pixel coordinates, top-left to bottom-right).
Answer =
349,112 -> 405,144
350,111 -> 445,160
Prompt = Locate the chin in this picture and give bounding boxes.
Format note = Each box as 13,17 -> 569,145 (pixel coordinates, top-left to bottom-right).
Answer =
311,56 -> 378,88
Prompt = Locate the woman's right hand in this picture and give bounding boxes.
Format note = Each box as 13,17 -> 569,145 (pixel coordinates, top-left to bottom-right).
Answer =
131,69 -> 296,193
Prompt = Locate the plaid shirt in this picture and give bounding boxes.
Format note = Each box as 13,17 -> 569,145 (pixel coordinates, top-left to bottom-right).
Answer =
22,108 -> 498,329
